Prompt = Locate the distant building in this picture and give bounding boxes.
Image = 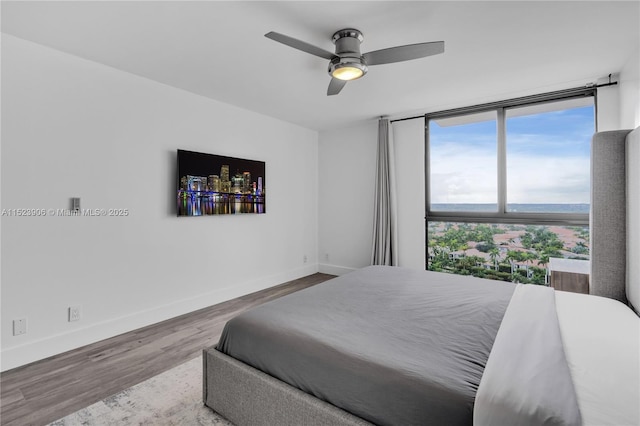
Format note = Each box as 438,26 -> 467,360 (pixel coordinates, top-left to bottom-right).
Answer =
220,165 -> 231,193
232,173 -> 244,194
186,175 -> 207,191
220,165 -> 229,182
209,175 -> 220,192
242,172 -> 251,194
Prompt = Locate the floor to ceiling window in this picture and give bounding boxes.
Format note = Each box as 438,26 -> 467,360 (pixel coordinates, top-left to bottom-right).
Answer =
426,89 -> 595,285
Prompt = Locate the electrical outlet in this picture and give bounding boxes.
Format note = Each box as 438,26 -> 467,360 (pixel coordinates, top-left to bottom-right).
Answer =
303,254 -> 308,263
13,318 -> 27,336
69,306 -> 81,322
324,253 -> 329,262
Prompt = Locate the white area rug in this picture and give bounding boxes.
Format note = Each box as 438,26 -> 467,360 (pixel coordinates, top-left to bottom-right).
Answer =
49,357 -> 233,425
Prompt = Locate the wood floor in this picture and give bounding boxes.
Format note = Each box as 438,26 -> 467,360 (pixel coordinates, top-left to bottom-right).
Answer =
0,273 -> 335,426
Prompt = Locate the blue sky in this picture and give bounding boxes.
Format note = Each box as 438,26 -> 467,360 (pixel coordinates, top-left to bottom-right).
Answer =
506,106 -> 594,156
429,105 -> 595,204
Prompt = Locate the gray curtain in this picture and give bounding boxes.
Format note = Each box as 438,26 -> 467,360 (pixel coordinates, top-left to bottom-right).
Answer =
371,118 -> 398,266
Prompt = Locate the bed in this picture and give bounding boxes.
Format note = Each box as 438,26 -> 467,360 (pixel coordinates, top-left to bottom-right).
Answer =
203,127 -> 640,425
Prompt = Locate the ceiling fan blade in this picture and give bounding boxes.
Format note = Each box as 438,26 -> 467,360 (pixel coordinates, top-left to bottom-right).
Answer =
327,78 -> 347,96
363,41 -> 444,66
265,31 -> 336,60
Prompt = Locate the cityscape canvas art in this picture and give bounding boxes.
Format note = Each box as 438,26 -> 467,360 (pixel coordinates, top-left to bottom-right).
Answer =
177,149 -> 265,216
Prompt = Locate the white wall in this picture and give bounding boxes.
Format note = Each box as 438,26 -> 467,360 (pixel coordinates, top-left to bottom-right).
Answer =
619,48 -> 640,129
597,83 -> 621,131
1,35 -> 319,371
627,128 -> 640,313
392,119 -> 426,270
621,48 -> 640,309
317,118 -> 426,273
317,120 -> 377,275
598,48 -> 640,131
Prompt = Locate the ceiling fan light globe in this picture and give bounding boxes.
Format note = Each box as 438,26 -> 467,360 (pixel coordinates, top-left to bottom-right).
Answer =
328,60 -> 367,81
332,66 -> 364,81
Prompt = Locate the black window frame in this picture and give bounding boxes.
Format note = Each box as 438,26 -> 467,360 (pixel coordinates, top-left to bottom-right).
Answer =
425,86 -> 597,227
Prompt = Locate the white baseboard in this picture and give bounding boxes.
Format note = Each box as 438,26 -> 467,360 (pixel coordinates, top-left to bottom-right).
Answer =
318,263 -> 358,276
0,264 -> 319,372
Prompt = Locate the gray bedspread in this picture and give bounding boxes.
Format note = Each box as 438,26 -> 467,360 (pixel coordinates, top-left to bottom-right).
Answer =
217,266 -> 515,426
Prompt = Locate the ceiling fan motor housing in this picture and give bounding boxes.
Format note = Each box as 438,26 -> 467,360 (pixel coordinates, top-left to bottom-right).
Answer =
328,29 -> 368,79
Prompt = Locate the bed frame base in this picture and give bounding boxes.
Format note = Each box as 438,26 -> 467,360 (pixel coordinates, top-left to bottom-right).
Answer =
203,345 -> 372,426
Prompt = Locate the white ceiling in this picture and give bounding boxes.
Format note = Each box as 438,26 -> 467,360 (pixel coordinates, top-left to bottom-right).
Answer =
2,1 -> 639,131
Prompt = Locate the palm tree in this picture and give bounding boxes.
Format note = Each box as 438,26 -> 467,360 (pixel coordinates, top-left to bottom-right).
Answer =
505,250 -> 525,278
537,250 -> 551,269
522,251 -> 538,271
505,249 -> 523,264
522,251 -> 537,275
489,248 -> 500,270
536,249 -> 552,284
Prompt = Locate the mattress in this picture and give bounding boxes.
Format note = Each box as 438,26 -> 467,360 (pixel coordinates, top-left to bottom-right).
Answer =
218,265 -> 515,426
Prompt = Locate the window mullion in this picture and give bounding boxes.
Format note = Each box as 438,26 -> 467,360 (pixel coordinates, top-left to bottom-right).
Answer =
497,107 -> 507,215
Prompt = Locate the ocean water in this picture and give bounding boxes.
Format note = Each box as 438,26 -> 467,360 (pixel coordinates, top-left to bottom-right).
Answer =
431,203 -> 589,214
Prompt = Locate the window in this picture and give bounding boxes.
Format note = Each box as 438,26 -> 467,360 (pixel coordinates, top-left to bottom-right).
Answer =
430,111 -> 497,211
426,88 -> 595,284
505,99 -> 593,214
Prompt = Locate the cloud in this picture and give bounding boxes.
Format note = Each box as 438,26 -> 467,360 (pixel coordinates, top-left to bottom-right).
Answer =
430,144 -> 496,203
507,154 -> 589,203
430,151 -> 589,204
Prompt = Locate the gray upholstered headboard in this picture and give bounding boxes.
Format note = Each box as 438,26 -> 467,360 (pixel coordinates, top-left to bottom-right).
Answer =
590,127 -> 639,313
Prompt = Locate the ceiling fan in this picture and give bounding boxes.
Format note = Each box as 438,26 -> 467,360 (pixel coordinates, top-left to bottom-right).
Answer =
265,29 -> 444,96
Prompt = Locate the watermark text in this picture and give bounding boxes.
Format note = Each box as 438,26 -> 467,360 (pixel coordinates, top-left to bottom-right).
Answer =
1,208 -> 130,217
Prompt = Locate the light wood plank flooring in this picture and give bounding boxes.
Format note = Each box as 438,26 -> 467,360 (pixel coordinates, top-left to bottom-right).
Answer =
0,273 -> 335,426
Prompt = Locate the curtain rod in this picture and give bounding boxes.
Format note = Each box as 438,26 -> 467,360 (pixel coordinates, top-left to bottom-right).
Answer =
389,81 -> 618,124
